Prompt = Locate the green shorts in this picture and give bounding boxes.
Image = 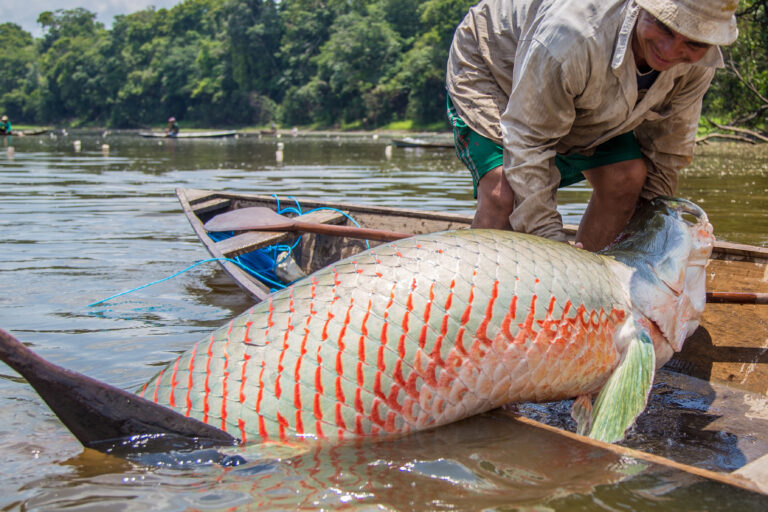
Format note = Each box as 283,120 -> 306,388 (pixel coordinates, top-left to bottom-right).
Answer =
447,95 -> 644,197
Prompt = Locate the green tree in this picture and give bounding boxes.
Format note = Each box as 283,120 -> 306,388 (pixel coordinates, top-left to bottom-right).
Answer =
105,9 -> 168,126
313,5 -> 402,125
701,1 -> 767,138
37,9 -> 110,123
0,23 -> 40,122
373,0 -> 474,127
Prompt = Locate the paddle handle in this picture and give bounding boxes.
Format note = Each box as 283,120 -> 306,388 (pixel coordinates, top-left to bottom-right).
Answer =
706,291 -> 768,304
292,221 -> 410,242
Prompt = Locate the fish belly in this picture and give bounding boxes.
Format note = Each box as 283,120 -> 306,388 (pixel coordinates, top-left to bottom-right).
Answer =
141,230 -> 628,442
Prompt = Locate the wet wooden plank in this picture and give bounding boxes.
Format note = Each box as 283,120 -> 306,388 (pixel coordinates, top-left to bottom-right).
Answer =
671,258 -> 768,396
213,209 -> 347,258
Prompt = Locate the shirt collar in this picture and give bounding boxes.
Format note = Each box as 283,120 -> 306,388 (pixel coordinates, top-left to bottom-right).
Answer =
611,1 -> 724,72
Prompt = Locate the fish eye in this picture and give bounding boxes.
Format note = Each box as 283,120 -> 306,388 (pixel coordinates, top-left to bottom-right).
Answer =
681,212 -> 699,225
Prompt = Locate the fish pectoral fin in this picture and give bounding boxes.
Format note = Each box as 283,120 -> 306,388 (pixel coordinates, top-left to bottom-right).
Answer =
588,330 -> 655,443
571,395 -> 593,436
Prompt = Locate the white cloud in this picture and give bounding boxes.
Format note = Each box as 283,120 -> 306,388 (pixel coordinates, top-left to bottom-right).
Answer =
1,1 -> 183,37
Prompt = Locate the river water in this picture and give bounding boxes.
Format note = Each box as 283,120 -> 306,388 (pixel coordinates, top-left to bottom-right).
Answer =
1,131 -> 767,510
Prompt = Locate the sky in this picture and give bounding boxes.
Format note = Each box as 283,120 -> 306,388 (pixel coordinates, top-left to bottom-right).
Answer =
1,1 -> 184,37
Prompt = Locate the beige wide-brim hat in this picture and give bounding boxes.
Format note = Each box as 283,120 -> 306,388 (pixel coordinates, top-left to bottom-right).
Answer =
635,0 -> 739,46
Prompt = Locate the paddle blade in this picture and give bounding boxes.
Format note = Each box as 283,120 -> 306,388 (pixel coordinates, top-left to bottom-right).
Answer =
204,207 -> 293,232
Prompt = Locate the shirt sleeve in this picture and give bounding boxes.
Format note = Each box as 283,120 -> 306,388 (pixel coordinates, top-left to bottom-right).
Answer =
500,39 -> 584,242
635,66 -> 715,199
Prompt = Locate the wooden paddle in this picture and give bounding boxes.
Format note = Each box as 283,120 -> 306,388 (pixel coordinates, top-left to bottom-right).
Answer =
705,291 -> 768,304
204,208 -> 768,304
204,207 -> 412,242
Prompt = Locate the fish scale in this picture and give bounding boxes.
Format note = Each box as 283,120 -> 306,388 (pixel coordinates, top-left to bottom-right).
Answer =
142,229 -> 628,442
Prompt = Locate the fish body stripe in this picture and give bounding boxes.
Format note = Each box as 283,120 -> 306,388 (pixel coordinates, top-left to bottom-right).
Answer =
143,230 -> 630,441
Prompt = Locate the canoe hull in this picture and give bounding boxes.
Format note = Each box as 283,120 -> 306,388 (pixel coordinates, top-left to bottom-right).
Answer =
139,130 -> 237,139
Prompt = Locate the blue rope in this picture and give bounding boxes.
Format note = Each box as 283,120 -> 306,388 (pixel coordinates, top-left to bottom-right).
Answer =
86,257 -> 282,307
87,201 -> 372,307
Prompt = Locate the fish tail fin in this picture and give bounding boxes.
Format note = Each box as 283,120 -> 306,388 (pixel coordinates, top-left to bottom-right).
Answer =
0,328 -> 237,451
587,329 -> 655,443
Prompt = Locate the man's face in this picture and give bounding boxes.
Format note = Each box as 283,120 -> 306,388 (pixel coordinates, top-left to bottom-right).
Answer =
632,10 -> 712,72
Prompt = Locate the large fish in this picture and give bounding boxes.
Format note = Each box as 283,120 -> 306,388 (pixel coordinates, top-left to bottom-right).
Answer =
0,197 -> 713,449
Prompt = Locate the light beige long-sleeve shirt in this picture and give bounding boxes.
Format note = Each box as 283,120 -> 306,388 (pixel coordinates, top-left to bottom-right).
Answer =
446,0 -> 722,241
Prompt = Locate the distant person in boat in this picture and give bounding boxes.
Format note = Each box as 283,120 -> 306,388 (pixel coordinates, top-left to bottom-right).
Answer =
446,0 -> 739,251
165,117 -> 179,137
0,115 -> 11,135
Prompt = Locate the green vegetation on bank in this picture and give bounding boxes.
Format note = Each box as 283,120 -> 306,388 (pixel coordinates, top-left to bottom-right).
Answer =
0,0 -> 766,135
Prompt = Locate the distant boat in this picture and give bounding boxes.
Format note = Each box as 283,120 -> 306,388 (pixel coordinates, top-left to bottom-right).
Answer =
391,137 -> 453,149
138,130 -> 237,139
1,128 -> 52,137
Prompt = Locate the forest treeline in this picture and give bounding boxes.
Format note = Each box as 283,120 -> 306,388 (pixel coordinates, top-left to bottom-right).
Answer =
0,0 -> 766,134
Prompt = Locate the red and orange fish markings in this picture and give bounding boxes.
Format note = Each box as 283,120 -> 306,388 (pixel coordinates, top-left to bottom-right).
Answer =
153,369 -> 164,404
354,387 -> 364,414
258,415 -> 267,438
255,360 -> 265,414
370,398 -> 386,428
476,280 -> 499,345
220,322 -> 234,431
377,283 -> 396,372
169,358 -> 180,408
266,297 -> 275,337
355,414 -> 365,435
276,412 -> 289,440
454,283 -> 476,357
275,289 -> 296,402
389,362 -> 406,411
238,418 -> 247,444
335,402 -> 347,432
335,375 -> 346,408
398,282 -> 415,360
242,320 -> 254,344
184,343 -> 197,417
240,353 -> 251,404
295,408 -> 305,436
513,295 -> 540,345
201,335 -> 217,423
373,371 -> 386,401
312,345 -> 325,437
423,358 -> 440,388
418,282 -> 435,349
385,411 -> 397,432
430,279 -> 455,368
336,298 -> 353,373
313,362 -> 325,403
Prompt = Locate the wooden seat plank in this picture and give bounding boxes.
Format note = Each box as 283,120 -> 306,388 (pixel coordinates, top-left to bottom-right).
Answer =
213,210 -> 347,258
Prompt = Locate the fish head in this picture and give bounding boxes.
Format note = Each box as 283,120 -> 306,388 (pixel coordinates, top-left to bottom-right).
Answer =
603,197 -> 714,356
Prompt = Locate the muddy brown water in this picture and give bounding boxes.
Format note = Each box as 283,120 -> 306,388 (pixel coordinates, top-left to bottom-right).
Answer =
1,132 -> 767,510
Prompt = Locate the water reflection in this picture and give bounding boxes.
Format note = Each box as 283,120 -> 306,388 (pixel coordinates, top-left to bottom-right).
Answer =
0,132 -> 767,510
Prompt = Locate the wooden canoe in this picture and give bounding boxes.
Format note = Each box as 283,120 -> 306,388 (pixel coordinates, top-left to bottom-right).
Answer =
1,128 -> 51,137
391,137 -> 454,149
139,130 -> 237,139
176,187 -> 768,495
